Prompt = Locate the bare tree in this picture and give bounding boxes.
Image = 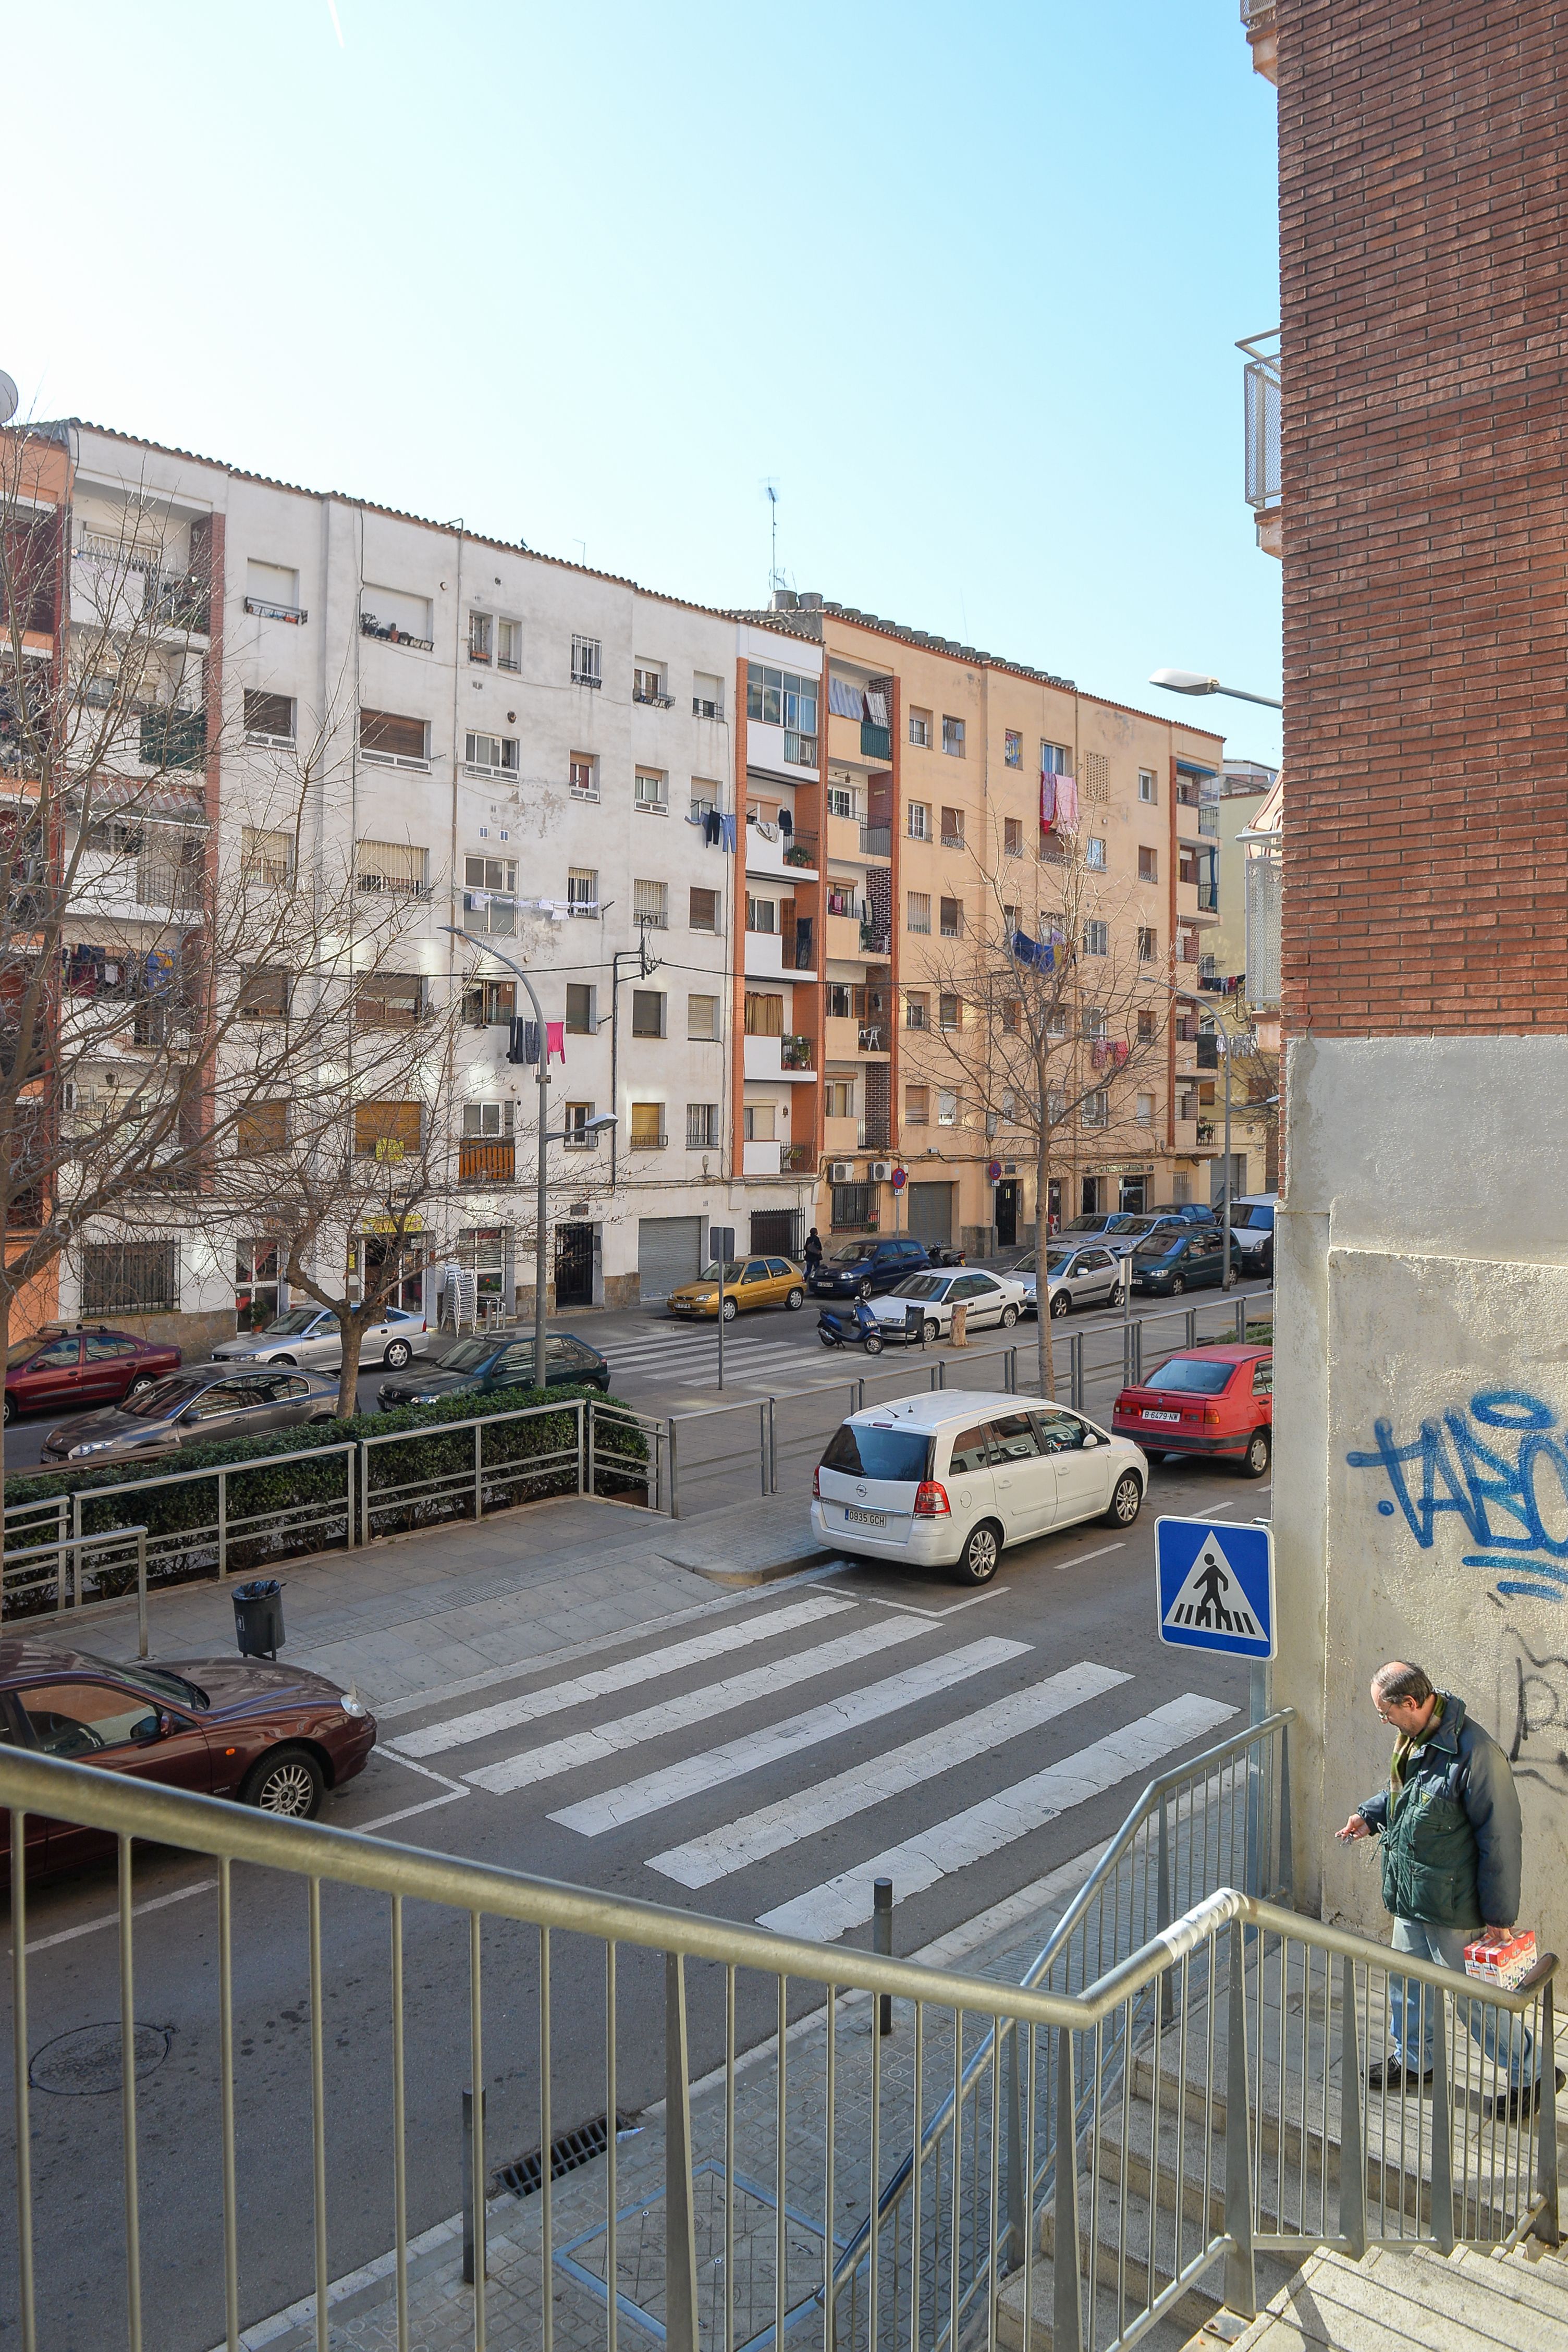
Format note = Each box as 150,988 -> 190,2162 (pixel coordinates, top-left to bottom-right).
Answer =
902,816 -> 1172,1395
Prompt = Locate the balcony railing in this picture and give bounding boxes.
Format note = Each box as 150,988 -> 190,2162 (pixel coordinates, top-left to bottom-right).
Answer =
859,822 -> 892,856
780,1141 -> 814,1172
459,1138 -> 516,1184
629,1127 -> 666,1150
633,686 -> 676,708
1198,804 -> 1219,835
1239,328 -> 1281,508
361,610 -> 434,652
781,1035 -> 814,1070
139,708 -> 206,771
144,573 -> 210,634
782,831 -> 818,868
860,720 -> 891,761
783,729 -> 818,767
243,595 -> 308,626
860,924 -> 892,956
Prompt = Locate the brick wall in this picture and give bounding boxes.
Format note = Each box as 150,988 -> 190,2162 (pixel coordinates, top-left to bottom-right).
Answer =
1279,0 -> 1568,1035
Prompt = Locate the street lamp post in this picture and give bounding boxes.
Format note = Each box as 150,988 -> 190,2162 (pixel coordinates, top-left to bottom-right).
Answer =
1149,669 -> 1283,711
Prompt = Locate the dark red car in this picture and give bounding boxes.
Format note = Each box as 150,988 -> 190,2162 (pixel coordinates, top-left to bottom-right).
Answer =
0,1637 -> 376,1883
1111,1343 -> 1272,1477
4,1324 -> 181,1425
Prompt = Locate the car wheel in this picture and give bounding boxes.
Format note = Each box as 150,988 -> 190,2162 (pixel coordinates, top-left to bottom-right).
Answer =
2,1392 -> 12,1426
125,1374 -> 157,1399
1049,1292 -> 1070,1319
1108,1284 -> 1126,1307
924,1319 -> 942,1344
856,1279 -> 873,1302
1170,1275 -> 1186,1295
863,1331 -> 884,1355
240,1745 -> 325,1820
721,1297 -> 738,1323
1103,1471 -> 1144,1528
785,1287 -> 804,1311
272,1355 -> 297,1369
1240,1427 -> 1271,1479
382,1339 -> 412,1370
999,1303 -> 1019,1329
953,1520 -> 1002,1586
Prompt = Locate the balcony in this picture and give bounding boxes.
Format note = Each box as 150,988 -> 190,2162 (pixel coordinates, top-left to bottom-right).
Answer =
825,912 -> 865,965
857,1024 -> 889,1057
859,823 -> 892,859
1239,329 -> 1281,557
743,1033 -> 815,1083
629,1126 -> 667,1152
139,708 -> 206,771
1240,0 -> 1278,82
360,610 -> 434,653
633,687 -> 676,708
859,923 -> 891,958
780,1141 -> 814,1173
144,572 -> 210,636
745,822 -> 817,881
742,1138 -> 782,1176
824,1014 -> 859,1064
743,928 -> 784,979
860,720 -> 891,762
459,1138 -> 516,1184
244,594 -> 307,626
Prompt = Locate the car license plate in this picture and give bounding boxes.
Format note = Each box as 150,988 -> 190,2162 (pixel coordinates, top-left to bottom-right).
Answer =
844,1504 -> 887,1528
672,1301 -> 693,1313
1144,1409 -> 1181,1423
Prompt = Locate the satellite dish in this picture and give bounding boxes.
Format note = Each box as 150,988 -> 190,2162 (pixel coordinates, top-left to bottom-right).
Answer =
0,373 -> 18,427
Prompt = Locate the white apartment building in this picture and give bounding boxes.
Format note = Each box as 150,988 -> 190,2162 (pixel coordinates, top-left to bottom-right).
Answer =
48,422 -> 826,1346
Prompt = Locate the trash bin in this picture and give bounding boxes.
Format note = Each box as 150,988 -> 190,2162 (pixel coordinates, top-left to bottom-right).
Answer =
904,1303 -> 927,1349
232,1578 -> 285,1660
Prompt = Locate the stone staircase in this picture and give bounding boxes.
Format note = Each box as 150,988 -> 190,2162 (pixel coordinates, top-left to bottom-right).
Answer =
1203,2239 -> 1568,2351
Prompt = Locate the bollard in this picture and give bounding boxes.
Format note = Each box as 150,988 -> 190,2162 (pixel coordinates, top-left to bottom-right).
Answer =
950,1301 -> 969,1349
874,1878 -> 893,2036
461,2086 -> 487,2286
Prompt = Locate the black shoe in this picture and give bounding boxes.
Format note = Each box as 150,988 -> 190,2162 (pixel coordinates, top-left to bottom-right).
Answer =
1487,2067 -> 1566,2123
1367,2060 -> 1434,2091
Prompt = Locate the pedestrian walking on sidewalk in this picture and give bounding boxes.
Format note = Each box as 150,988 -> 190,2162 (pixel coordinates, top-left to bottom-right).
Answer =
803,1228 -> 823,1276
1337,1659 -> 1554,2118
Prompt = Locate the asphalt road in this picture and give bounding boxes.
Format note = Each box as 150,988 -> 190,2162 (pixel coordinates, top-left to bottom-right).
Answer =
2,1413 -> 1272,2352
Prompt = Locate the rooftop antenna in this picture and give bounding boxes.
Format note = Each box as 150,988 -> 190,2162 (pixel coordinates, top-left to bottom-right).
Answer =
0,373 -> 18,427
765,481 -> 780,601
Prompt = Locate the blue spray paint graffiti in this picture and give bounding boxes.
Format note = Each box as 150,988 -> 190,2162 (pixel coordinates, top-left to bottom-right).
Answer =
1345,1389 -> 1568,1603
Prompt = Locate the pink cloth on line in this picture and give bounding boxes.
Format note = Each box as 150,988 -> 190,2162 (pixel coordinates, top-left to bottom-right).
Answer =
1039,772 -> 1057,828
1056,774 -> 1080,832
546,1021 -> 566,1062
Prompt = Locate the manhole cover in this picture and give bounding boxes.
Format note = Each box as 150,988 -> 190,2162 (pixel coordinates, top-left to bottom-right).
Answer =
30,2024 -> 169,2096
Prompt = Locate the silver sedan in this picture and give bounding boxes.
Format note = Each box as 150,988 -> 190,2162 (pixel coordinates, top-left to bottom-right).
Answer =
211,1305 -> 427,1375
1016,1244 -> 1126,1318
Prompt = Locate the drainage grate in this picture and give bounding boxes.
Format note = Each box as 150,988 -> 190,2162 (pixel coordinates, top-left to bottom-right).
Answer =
492,2110 -> 635,2201
30,2023 -> 170,2097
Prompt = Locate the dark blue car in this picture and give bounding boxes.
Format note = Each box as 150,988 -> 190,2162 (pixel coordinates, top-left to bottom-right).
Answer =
807,1236 -> 931,1301
1130,1227 -> 1242,1296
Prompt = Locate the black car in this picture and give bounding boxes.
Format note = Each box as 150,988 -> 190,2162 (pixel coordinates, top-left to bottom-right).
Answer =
1129,1228 -> 1242,1296
378,1330 -> 610,1407
807,1237 -> 930,1300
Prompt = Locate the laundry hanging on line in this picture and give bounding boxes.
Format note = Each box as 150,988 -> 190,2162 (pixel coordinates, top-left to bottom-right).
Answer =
719,812 -> 738,852
1012,927 -> 1056,971
1039,773 -> 1057,830
1056,774 -> 1080,831
546,1021 -> 566,1063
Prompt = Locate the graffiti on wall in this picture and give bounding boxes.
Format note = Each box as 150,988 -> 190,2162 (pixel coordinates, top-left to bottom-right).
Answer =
1345,1387 -> 1568,1603
1501,1625 -> 1568,1787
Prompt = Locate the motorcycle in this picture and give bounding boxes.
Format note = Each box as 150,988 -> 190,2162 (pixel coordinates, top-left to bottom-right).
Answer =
817,1299 -> 929,1355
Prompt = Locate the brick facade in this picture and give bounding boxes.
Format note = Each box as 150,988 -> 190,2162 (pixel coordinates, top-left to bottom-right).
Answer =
1279,0 -> 1568,1035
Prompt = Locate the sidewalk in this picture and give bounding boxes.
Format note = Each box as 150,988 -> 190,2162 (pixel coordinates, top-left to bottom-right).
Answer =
30,1489 -> 839,1711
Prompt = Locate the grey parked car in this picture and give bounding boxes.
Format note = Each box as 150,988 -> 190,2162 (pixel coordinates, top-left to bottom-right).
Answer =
211,1304 -> 427,1375
1016,1243 -> 1125,1318
41,1364 -> 340,1466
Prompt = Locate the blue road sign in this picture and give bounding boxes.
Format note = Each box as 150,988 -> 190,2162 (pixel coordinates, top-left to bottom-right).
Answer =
1155,1516 -> 1276,1661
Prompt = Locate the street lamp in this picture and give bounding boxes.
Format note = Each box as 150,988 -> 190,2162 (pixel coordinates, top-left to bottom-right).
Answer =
1149,668 -> 1282,711
441,928 -> 616,1382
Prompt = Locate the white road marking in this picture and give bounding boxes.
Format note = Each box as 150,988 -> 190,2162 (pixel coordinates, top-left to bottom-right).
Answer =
1054,1541 -> 1126,1572
646,1658 -> 1129,1885
391,1594 -> 854,1759
862,1586 -> 1010,1619
23,1876 -> 217,1955
465,1614 -> 932,1796
756,1692 -> 1239,1941
550,1635 -> 1034,1838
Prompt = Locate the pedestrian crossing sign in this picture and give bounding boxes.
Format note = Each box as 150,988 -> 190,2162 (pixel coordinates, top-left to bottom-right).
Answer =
1155,1516 -> 1275,1660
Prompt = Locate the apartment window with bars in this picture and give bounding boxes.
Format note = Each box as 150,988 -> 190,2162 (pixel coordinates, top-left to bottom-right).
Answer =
237,966 -> 290,1021
635,767 -> 668,813
634,879 -> 668,929
567,867 -> 598,917
243,690 -> 296,745
356,839 -> 430,897
629,1102 -> 665,1148
571,635 -> 603,688
1136,1092 -> 1156,1126
497,618 -> 521,672
904,1084 -> 929,1126
938,993 -> 960,1032
357,972 -> 428,1028
631,989 -> 666,1038
465,979 -> 516,1027
81,1240 -> 178,1317
241,826 -> 293,887
907,802 -> 930,841
1082,1089 -> 1109,1128
693,672 -> 724,720
569,754 -> 598,801
1137,1007 -> 1158,1043
354,1100 -> 422,1159
1081,750 -> 1109,803
1004,817 -> 1023,856
1137,925 -> 1158,962
685,1102 -> 719,1149
940,806 -> 964,848
1084,1005 -> 1109,1041
1003,729 -> 1022,768
633,666 -> 668,706
562,1101 -> 595,1146
359,709 -> 431,769
906,891 -> 931,934
463,1101 -> 516,1138
469,611 -> 493,665
1138,844 -> 1158,883
1083,918 -> 1109,957
939,896 -> 962,938
464,731 -> 519,778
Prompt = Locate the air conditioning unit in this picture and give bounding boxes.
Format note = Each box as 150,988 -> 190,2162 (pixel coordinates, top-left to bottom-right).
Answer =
869,1161 -> 893,1182
828,1161 -> 854,1183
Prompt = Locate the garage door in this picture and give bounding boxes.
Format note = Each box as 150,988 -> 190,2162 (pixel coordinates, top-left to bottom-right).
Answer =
907,1182 -> 954,1248
638,1215 -> 703,1302
750,1209 -> 797,1258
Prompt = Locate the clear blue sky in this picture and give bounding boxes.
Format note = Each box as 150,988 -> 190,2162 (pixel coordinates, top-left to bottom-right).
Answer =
7,1 -> 1281,765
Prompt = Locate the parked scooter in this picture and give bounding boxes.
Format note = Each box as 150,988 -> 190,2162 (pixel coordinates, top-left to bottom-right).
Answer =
816,1300 -> 929,1355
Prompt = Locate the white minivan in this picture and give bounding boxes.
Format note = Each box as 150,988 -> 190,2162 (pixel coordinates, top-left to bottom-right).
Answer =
811,1390 -> 1148,1586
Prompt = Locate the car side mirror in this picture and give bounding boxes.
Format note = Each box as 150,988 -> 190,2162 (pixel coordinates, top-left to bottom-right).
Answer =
1083,1431 -> 1099,1448
180,1407 -> 202,1425
133,1711 -> 166,1744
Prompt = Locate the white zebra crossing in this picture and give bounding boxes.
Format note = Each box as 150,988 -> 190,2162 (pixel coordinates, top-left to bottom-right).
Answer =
547,1635 -> 1036,1836
756,1691 -> 1238,1942
389,1593 -> 853,1761
463,1612 -> 932,1795
644,1659 -> 1131,1886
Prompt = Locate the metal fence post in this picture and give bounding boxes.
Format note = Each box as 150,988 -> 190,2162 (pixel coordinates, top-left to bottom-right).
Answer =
358,1442 -> 369,1548
1156,1794 -> 1174,2025
217,1468 -> 228,1580
1185,1307 -> 1197,1348
664,1953 -> 700,2352
577,1398 -> 586,1498
874,1878 -> 893,2035
1537,1978 -> 1560,2246
1070,1332 -> 1084,1412
1429,1987 -> 1455,2253
1277,1724 -> 1295,1906
668,1417 -> 680,1520
1003,2026 -> 1025,2275
1234,1295 -> 1246,1342
136,1528 -> 148,1661
72,1489 -> 83,1609
1223,1918 -> 1257,2319
474,1419 -> 484,1522
759,1402 -> 769,1497
768,1395 -> 778,1495
1338,1955 -> 1367,2258
1005,1345 -> 1017,1393
461,2086 -> 486,2286
344,1447 -> 356,1550
1053,2027 -> 1082,2352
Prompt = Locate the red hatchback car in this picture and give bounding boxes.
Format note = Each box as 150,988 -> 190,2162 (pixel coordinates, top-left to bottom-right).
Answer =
4,1325 -> 181,1425
1111,1343 -> 1272,1477
0,1637 -> 376,1884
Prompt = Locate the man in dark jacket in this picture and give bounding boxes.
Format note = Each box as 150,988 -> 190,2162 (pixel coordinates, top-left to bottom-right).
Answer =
1338,1660 -> 1543,2114
803,1228 -> 823,1276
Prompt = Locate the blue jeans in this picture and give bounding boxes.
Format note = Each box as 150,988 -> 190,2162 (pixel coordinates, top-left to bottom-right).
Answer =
1388,1917 -> 1534,2089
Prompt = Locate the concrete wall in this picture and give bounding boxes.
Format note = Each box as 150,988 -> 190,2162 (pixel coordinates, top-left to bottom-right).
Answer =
1276,1035 -> 1568,1959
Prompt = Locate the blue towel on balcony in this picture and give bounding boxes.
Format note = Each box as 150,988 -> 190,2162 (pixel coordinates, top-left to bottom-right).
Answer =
1012,928 -> 1054,971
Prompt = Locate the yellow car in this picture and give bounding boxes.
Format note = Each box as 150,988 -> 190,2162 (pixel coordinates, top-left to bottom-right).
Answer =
668,1255 -> 807,1322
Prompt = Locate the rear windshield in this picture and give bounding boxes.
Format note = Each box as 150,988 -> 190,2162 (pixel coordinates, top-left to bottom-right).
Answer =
1132,1239 -> 1182,1262
1144,1356 -> 1236,1395
1232,1204 -> 1275,1230
1063,1216 -> 1110,1235
821,1423 -> 934,1484
434,1340 -> 493,1372
891,1274 -> 945,1300
260,1308 -> 321,1336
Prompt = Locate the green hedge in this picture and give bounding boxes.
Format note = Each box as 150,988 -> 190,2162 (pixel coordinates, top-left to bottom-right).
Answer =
2,1386 -> 649,1612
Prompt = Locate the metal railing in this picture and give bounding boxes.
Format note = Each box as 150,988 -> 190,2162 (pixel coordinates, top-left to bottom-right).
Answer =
1,1745 -> 1555,2352
0,1524 -> 149,1654
1239,328 -> 1281,509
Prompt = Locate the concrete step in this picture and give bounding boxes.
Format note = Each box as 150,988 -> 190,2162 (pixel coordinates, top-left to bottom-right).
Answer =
1088,2089 -> 1327,2238
1447,2241 -> 1568,2330
996,2238 -> 1222,2352
1213,2240 -> 1568,2352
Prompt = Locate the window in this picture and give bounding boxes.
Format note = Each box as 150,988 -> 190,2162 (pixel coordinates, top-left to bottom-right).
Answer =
1200,950 -> 1217,978
562,1101 -> 595,1146
1081,750 -> 1109,803
690,781 -> 720,822
241,826 -> 293,886
940,806 -> 964,847
464,731 -> 519,778
906,891 -> 931,934
629,1102 -> 665,1148
686,1102 -> 719,1149
831,1183 -> 874,1230
1083,919 -> 1109,957
746,894 -> 776,934
1137,1007 -> 1158,1044
569,754 -> 598,800
941,715 -> 965,756
1138,768 -> 1158,804
468,611 -> 493,664
635,767 -> 668,813
356,839 -> 430,896
1002,999 -> 1021,1034
825,1080 -> 854,1121
359,709 -> 430,769
237,965 -> 290,1021
633,665 -> 668,706
746,665 -> 818,735
236,1240 -> 280,1331
904,992 -> 928,1030
689,886 -> 719,932
465,978 -> 516,1027
567,866 -> 598,917
1136,1092 -> 1156,1125
243,690 -> 295,745
1048,1086 -> 1066,1122
938,993 -> 960,1032
1082,1090 -> 1109,1128
909,708 -> 932,748
688,993 -> 720,1040
937,1089 -> 958,1127
825,881 -> 858,920
1004,817 -> 1023,856
634,879 -> 669,929
1085,837 -> 1106,871
360,585 -> 433,648
571,634 -> 602,688
1138,844 -> 1159,883
564,983 -> 595,1035
244,559 -> 302,621
1047,1008 -> 1068,1040
744,991 -> 783,1036
908,802 -> 930,841
1083,1005 -> 1108,1040
465,850 -> 517,896
1004,729 -> 1022,768
497,618 -> 521,673
354,1101 -> 422,1159
904,1084 -> 929,1125
693,671 -> 724,720
237,1101 -> 288,1155
1041,740 -> 1070,775
1138,926 -> 1158,962
463,1101 -> 516,1139
827,783 -> 855,819
357,972 -> 427,1028
631,990 -> 666,1040
744,1102 -> 777,1141
826,983 -> 852,1019
939,896 -> 962,938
